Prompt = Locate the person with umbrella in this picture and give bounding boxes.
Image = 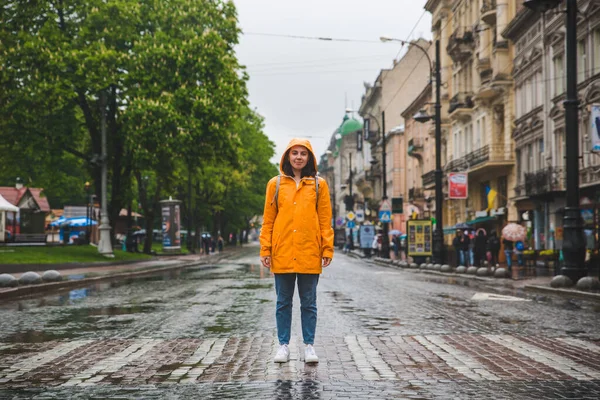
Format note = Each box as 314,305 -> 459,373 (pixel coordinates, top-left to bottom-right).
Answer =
501,223 -> 527,275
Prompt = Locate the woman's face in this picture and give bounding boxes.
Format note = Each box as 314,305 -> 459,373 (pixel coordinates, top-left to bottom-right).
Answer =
289,145 -> 309,171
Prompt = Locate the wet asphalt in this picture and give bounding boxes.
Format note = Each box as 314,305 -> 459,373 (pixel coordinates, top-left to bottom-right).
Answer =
0,244 -> 599,399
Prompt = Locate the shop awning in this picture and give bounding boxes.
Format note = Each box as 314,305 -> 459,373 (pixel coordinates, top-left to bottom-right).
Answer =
467,216 -> 496,225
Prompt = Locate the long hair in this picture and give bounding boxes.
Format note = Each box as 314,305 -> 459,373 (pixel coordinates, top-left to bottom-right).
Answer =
282,149 -> 317,178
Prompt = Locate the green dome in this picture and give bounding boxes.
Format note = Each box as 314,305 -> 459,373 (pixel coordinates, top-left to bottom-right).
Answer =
339,115 -> 363,136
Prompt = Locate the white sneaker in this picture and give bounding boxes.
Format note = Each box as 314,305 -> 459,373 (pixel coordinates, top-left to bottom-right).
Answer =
274,344 -> 290,363
304,344 -> 319,363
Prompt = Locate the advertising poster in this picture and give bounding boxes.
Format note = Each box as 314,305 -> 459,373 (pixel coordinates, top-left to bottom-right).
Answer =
591,104 -> 600,153
448,172 -> 468,199
359,224 -> 376,249
160,199 -> 182,251
406,219 -> 433,257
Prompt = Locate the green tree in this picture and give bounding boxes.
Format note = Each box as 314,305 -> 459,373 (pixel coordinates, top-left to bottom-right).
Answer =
0,0 -> 247,247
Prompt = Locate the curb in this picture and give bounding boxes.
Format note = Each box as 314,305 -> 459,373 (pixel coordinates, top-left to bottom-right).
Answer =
0,248 -> 245,301
0,258 -> 158,274
524,284 -> 600,301
0,260 -> 208,301
366,258 -> 600,302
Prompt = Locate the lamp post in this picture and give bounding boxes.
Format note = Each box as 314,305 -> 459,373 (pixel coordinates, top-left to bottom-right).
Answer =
523,0 -> 585,284
381,37 -> 444,264
97,90 -> 114,257
341,152 -> 355,249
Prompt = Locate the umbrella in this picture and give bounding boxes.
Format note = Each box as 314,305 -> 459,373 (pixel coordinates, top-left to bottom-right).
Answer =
502,223 -> 526,242
389,229 -> 402,236
455,222 -> 469,230
0,194 -> 18,212
476,228 -> 487,236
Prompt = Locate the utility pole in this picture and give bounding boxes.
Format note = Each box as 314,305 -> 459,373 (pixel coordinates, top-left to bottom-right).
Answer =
381,110 -> 390,258
433,40 -> 445,265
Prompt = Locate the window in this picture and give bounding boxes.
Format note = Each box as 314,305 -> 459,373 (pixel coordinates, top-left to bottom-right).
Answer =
527,143 -> 534,173
594,29 -> 600,75
480,181 -> 490,210
578,39 -> 587,83
536,138 -> 544,170
497,176 -> 507,208
466,124 -> 472,153
554,55 -> 564,96
515,86 -> 522,118
516,149 -> 522,182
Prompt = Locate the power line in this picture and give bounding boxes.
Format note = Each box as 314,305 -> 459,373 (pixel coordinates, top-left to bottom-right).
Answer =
243,31 -> 382,44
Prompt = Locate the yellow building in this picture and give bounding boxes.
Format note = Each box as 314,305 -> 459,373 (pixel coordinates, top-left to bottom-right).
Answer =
425,0 -> 518,242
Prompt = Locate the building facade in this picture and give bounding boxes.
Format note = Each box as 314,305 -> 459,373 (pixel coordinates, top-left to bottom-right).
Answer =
358,39 -> 433,234
504,0 -> 600,251
426,0 -> 518,243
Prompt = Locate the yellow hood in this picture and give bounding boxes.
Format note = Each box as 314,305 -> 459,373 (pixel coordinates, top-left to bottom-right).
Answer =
279,138 -> 318,175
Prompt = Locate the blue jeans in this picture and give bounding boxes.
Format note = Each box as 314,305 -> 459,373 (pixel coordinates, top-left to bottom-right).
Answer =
274,273 -> 319,345
505,250 -> 513,269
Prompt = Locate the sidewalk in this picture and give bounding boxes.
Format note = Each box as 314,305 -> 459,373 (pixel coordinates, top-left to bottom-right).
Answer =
0,246 -> 244,300
347,250 -> 600,302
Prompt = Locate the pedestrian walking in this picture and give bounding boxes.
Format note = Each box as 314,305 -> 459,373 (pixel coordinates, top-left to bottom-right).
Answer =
503,237 -> 514,273
452,229 -> 469,267
487,231 -> 500,266
474,230 -> 487,267
217,235 -> 224,252
259,138 -> 333,365
372,235 -> 380,258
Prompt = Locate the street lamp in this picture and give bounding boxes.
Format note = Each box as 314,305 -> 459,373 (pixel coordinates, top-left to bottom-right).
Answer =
524,0 -> 585,285
381,37 -> 444,264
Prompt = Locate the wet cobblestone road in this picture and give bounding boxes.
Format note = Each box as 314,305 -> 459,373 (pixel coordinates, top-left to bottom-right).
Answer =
1,245 -> 599,399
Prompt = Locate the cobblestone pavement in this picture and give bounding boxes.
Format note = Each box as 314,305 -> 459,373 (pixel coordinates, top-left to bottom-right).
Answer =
0,245 -> 599,399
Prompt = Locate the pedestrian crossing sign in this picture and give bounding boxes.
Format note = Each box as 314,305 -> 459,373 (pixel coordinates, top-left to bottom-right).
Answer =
379,210 -> 391,222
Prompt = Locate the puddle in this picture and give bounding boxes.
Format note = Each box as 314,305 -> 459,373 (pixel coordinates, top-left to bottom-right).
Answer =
205,325 -> 233,333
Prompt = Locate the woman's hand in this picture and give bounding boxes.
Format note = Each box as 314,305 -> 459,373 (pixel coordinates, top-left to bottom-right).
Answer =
322,257 -> 332,267
260,256 -> 271,268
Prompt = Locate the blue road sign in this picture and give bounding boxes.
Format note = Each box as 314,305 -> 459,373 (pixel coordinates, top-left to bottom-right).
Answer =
379,210 -> 392,222
347,220 -> 356,228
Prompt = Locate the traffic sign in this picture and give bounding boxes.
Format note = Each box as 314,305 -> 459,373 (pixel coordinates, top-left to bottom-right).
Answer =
379,210 -> 392,222
335,217 -> 345,227
346,211 -> 355,221
379,199 -> 392,212
355,209 -> 365,223
347,221 -> 356,228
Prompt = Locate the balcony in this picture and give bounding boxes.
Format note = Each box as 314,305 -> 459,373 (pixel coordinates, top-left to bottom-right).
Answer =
407,137 -> 424,158
448,92 -> 474,120
422,170 -> 435,189
524,167 -> 565,197
409,187 -> 425,202
580,165 -> 600,186
447,27 -> 475,63
514,184 -> 525,198
481,0 -> 497,25
444,144 -> 514,175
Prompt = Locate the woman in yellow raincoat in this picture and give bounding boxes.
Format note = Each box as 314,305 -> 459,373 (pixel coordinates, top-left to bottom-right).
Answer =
260,138 -> 334,364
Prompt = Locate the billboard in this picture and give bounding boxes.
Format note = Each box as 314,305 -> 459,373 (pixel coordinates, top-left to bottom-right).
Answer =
406,219 -> 433,257
448,172 -> 468,199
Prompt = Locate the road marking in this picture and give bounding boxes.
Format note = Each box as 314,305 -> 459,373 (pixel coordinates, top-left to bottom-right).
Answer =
61,339 -> 162,386
345,335 -> 397,380
485,335 -> 600,381
0,340 -> 94,381
471,292 -> 530,301
412,336 -> 500,381
181,338 -> 228,382
557,338 -> 600,354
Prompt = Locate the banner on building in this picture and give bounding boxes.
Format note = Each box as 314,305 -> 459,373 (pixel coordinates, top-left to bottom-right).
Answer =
406,219 -> 433,257
590,104 -> 600,152
363,118 -> 370,141
448,172 -> 468,199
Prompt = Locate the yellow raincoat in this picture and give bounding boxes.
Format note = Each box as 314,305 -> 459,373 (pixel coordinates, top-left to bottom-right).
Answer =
259,138 -> 334,274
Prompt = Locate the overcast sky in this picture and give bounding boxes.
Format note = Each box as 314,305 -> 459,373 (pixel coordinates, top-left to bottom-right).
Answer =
233,0 -> 432,163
